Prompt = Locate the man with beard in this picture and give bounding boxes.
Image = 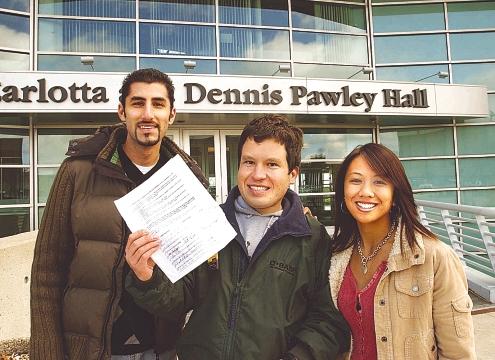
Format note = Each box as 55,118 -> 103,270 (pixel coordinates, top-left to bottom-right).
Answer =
30,68 -> 207,360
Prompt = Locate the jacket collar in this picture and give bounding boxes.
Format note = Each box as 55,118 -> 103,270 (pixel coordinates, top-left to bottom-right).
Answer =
65,123 -> 208,187
329,218 -> 425,307
221,187 -> 311,259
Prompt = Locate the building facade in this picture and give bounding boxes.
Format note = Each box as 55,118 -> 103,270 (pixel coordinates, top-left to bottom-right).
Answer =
0,0 -> 493,237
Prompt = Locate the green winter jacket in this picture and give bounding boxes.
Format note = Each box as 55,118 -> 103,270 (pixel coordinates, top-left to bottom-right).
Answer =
126,187 -> 350,360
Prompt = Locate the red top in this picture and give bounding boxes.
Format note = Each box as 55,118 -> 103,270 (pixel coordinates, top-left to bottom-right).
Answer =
337,261 -> 387,360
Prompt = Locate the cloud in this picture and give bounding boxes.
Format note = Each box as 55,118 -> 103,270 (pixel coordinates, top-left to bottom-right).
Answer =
0,24 -> 29,50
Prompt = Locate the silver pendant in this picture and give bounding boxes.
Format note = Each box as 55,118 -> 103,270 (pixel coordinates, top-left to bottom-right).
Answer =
362,263 -> 368,274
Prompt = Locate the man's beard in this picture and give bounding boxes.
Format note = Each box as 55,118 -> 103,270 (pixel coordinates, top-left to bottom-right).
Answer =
134,127 -> 161,147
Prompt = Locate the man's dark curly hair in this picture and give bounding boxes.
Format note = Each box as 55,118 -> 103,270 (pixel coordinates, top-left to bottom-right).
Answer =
119,68 -> 175,108
238,114 -> 303,172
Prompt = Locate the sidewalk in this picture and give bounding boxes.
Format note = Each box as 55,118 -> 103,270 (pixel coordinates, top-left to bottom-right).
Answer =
473,311 -> 495,359
471,292 -> 495,359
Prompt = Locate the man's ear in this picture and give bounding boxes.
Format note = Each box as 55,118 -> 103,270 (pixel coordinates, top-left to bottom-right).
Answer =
117,103 -> 126,123
168,108 -> 177,125
289,166 -> 299,184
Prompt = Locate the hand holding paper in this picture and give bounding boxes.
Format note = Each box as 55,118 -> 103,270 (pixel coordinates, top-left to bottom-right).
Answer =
115,155 -> 236,283
125,230 -> 160,281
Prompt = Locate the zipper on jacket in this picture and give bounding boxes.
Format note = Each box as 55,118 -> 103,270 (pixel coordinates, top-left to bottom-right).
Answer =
98,218 -> 128,359
223,247 -> 247,360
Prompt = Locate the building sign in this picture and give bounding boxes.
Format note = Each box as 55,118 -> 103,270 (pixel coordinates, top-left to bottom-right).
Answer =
184,83 -> 429,112
0,78 -> 108,104
0,72 -> 488,118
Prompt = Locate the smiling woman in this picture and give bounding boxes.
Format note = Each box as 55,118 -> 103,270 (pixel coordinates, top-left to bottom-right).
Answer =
329,143 -> 476,360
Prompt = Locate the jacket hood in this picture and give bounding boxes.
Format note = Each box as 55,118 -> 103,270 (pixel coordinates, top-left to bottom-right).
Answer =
222,187 -> 312,256
65,123 -> 208,188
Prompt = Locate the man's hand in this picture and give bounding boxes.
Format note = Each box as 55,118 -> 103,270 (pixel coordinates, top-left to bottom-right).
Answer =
125,230 -> 160,282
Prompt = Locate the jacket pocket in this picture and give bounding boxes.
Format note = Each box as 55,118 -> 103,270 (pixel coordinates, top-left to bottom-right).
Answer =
451,295 -> 473,338
394,272 -> 433,319
404,329 -> 437,360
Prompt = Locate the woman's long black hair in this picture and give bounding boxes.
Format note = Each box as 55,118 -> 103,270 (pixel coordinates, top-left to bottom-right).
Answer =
332,143 -> 436,253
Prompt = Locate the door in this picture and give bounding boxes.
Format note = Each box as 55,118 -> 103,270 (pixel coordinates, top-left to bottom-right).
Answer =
182,130 -> 241,203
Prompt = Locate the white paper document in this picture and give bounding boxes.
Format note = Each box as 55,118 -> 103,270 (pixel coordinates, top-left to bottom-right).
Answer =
114,155 -> 236,283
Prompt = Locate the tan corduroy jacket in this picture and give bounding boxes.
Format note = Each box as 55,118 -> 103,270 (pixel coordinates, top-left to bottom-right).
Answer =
330,224 -> 476,360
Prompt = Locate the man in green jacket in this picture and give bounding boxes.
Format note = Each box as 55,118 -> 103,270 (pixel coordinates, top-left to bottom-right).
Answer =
30,69 -> 207,360
126,114 -> 350,360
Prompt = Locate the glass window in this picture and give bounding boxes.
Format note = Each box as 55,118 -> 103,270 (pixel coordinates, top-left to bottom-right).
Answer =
374,34 -> 447,64
0,129 -> 29,165
220,0 -> 288,27
414,191 -> 457,204
459,93 -> 495,123
457,125 -> 495,155
140,0 -> 214,22
293,32 -> 367,64
450,32 -> 495,61
140,57 -> 216,74
302,130 -> 373,160
37,128 -> 96,165
298,194 -> 335,226
376,64 -> 449,83
0,168 -> 29,204
380,127 -> 454,157
0,51 -> 29,71
294,63 -> 371,79
140,23 -> 215,57
448,1 -> 495,30
299,162 -> 339,194
38,55 -> 135,72
0,208 -> 30,237
452,63 -> 495,90
220,27 -> 289,59
372,4 -> 445,33
0,0 -> 29,12
39,0 -> 135,18
0,115 -> 29,126
38,167 -> 58,203
220,60 -> 290,76
378,116 -> 453,127
0,12 -> 29,50
292,0 -> 365,34
460,189 -> 495,207
38,206 -> 45,226
402,159 -> 456,190
459,158 -> 495,187
39,19 -> 135,53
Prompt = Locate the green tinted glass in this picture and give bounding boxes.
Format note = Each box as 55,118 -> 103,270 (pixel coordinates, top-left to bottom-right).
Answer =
38,167 -> 59,203
298,194 -> 335,226
461,189 -> 495,207
302,130 -> 372,160
0,207 -> 30,237
459,158 -> 495,187
450,33 -> 495,61
452,63 -> 495,90
37,128 -> 96,165
375,64 -> 449,83
374,34 -> 447,64
414,191 -> 457,204
0,129 -> 30,165
402,159 -> 456,190
448,1 -> 495,30
380,127 -> 454,157
457,126 -> 495,155
373,4 -> 444,33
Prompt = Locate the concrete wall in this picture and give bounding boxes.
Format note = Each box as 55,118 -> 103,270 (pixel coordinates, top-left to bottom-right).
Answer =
0,231 -> 37,343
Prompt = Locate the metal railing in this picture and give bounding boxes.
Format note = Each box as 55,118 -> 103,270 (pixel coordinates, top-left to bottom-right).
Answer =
416,199 -> 495,302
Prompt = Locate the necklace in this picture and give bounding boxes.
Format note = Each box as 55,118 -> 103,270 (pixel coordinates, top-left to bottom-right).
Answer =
357,219 -> 397,274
